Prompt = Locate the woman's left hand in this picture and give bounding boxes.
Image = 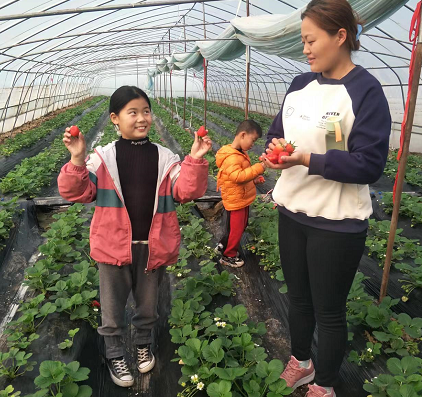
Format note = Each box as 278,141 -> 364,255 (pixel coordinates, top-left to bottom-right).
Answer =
190,132 -> 213,159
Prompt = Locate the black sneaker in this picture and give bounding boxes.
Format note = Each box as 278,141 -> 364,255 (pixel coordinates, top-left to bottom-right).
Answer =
106,356 -> 134,387
137,344 -> 156,373
219,255 -> 244,268
214,243 -> 224,255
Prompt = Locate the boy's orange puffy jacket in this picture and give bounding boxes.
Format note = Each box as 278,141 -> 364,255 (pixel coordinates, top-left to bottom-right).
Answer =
216,144 -> 265,211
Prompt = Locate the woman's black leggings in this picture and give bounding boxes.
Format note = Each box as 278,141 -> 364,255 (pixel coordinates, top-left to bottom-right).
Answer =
278,212 -> 366,387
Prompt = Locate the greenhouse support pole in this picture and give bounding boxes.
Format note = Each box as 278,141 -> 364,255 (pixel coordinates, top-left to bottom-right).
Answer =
169,31 -> 173,119
136,58 -> 139,87
203,2 -> 208,130
245,0 -> 250,120
183,16 -> 187,128
380,5 -> 422,302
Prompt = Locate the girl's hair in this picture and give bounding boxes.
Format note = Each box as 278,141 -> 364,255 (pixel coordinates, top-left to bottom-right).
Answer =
301,0 -> 363,53
109,85 -> 151,115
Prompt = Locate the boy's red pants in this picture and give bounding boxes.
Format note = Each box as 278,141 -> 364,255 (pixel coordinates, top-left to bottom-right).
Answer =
220,206 -> 249,257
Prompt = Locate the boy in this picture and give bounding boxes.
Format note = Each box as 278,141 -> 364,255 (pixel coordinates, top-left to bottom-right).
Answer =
215,120 -> 266,268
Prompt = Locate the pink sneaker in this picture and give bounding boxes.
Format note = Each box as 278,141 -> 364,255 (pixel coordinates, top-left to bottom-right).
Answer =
280,356 -> 315,390
306,384 -> 336,397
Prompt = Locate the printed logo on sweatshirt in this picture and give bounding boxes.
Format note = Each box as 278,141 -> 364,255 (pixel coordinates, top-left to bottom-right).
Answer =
299,114 -> 311,121
317,111 -> 341,129
285,106 -> 295,118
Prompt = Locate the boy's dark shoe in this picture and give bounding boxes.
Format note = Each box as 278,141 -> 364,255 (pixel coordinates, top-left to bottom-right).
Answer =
106,356 -> 134,387
137,344 -> 156,373
219,255 -> 244,268
214,243 -> 224,255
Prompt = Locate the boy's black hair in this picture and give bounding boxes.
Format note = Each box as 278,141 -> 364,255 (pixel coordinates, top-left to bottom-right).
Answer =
236,119 -> 262,138
109,85 -> 151,115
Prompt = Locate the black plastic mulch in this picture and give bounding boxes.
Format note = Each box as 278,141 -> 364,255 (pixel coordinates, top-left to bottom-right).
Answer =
1,110 -> 422,396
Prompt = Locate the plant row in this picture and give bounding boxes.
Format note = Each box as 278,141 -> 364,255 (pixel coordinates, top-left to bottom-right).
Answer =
184,97 -> 274,133
0,101 -> 108,198
0,97 -> 106,157
151,100 -> 218,177
152,105 -> 295,397
1,203 -> 98,396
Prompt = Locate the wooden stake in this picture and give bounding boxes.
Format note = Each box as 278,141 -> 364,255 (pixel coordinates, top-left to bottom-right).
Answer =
203,2 -> 207,129
183,16 -> 187,128
169,30 -> 173,119
380,7 -> 422,301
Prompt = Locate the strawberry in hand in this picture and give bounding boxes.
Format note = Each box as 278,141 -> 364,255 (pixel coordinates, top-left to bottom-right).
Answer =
254,176 -> 265,185
284,142 -> 296,154
69,125 -> 80,137
197,125 -> 208,138
278,151 -> 290,164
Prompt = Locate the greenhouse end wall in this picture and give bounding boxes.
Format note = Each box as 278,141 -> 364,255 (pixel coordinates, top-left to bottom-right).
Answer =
0,83 -> 91,133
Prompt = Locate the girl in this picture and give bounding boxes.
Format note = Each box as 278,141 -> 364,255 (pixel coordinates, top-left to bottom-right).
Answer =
58,86 -> 212,388
263,1 -> 391,396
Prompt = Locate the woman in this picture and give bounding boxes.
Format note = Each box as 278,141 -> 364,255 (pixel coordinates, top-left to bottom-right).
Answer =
263,1 -> 391,396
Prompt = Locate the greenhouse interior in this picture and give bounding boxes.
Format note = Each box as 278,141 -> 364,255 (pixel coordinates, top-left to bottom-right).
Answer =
1,0 -> 422,396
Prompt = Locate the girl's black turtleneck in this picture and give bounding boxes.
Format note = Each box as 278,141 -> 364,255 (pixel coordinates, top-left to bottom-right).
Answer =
115,136 -> 158,241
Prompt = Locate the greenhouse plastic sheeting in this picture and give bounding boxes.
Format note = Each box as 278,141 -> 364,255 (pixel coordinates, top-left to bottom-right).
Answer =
231,0 -> 409,59
196,25 -> 246,61
170,46 -> 204,71
148,0 -> 410,78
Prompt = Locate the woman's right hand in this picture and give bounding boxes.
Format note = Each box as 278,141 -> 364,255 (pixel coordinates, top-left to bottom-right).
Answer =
63,127 -> 86,166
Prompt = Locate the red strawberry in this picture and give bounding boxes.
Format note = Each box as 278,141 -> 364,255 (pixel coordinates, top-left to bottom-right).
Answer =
272,143 -> 285,155
69,125 -> 80,137
278,151 -> 290,164
256,176 -> 265,184
267,153 -> 279,164
197,125 -> 208,137
91,300 -> 100,308
285,142 -> 295,154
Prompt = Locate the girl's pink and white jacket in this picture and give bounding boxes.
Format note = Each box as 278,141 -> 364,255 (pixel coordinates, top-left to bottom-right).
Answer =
58,141 -> 208,270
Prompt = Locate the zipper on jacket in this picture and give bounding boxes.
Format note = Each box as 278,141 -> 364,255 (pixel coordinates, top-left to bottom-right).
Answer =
94,148 -> 133,265
146,162 -> 179,272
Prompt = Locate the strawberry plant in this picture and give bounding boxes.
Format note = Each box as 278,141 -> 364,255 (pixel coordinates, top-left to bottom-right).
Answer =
366,219 -> 422,266
58,328 -> 80,350
0,197 -> 21,248
363,356 -> 422,397
5,294 -> 56,335
384,150 -> 422,188
0,348 -> 36,380
382,192 -> 422,226
0,385 -> 21,397
180,217 -> 213,258
246,199 -> 281,273
396,259 -> 422,299
348,342 -> 382,366
6,332 -> 39,350
27,360 -> 92,397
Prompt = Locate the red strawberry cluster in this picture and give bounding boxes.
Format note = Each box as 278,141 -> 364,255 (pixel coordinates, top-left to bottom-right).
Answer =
262,141 -> 296,164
